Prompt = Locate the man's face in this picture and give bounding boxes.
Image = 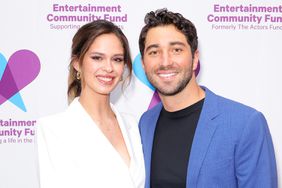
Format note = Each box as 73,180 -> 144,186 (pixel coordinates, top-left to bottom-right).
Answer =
142,24 -> 198,96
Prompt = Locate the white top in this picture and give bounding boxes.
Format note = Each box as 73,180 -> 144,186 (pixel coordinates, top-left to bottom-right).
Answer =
36,98 -> 145,188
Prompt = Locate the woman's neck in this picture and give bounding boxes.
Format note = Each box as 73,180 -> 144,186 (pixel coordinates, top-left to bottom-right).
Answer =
79,91 -> 115,122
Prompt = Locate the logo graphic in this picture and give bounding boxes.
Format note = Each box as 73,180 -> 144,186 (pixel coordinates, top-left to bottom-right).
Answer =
133,54 -> 200,109
0,50 -> 41,112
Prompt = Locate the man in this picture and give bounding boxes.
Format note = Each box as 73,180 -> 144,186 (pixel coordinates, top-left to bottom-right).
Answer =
138,8 -> 277,188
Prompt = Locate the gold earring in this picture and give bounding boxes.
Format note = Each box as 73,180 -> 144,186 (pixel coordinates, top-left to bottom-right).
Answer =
76,71 -> 81,80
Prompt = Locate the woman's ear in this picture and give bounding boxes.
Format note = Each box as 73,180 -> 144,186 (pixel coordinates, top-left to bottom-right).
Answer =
73,59 -> 80,72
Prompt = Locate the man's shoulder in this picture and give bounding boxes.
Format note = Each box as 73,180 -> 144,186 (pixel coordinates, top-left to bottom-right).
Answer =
205,87 -> 259,115
138,103 -> 163,132
216,94 -> 259,115
141,102 -> 163,119
205,88 -> 269,141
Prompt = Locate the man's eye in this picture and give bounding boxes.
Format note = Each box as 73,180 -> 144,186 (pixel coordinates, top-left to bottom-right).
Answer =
148,51 -> 158,56
173,48 -> 183,53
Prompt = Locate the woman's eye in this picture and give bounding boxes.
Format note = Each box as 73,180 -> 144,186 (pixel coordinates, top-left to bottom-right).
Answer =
92,56 -> 102,61
114,57 -> 124,63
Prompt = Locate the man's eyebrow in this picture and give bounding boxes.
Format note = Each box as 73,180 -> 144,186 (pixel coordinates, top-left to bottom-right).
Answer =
169,41 -> 186,46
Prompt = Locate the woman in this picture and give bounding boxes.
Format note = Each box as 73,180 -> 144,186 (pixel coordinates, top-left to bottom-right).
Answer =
36,20 -> 145,188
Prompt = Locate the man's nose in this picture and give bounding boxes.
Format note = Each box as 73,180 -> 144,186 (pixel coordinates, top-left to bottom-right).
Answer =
160,52 -> 173,67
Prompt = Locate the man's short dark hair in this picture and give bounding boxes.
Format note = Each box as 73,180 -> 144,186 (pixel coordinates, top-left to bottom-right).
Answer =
139,8 -> 198,58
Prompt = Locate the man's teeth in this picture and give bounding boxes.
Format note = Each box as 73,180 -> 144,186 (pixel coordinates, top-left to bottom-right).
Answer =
159,73 -> 176,78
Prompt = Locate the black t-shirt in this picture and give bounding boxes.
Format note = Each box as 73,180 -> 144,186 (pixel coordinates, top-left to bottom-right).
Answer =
150,98 -> 205,188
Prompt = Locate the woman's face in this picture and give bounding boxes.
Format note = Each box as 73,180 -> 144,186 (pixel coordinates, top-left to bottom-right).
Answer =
75,33 -> 125,96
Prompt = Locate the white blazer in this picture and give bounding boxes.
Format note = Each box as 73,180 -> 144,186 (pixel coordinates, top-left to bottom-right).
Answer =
36,98 -> 145,188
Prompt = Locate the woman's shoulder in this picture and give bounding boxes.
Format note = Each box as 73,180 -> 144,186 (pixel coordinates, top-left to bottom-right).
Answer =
37,98 -> 82,129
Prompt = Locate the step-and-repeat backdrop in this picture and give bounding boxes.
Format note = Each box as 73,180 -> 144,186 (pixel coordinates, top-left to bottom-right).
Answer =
1,0 -> 281,187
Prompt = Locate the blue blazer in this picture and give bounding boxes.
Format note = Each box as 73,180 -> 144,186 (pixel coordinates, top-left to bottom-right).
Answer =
139,87 -> 277,188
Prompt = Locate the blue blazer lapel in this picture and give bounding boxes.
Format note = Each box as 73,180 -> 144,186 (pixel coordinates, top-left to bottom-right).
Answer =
187,88 -> 221,187
140,103 -> 163,188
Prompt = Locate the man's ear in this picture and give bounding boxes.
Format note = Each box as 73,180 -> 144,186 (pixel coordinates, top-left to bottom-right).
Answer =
192,50 -> 199,71
141,61 -> 145,70
141,55 -> 145,70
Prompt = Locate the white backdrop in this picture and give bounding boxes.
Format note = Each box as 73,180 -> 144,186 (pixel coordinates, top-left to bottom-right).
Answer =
0,0 -> 281,187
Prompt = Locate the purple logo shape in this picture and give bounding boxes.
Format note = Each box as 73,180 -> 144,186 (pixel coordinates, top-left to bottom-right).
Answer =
0,50 -> 41,111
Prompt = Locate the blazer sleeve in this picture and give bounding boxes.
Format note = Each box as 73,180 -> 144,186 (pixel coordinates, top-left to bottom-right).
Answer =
36,121 -> 50,188
36,119 -> 60,188
235,111 -> 277,188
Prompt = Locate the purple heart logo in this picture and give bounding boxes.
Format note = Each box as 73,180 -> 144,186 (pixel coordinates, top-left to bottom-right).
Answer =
0,49 -> 41,112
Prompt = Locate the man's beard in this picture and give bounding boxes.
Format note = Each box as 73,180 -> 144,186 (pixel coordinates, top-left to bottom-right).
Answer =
146,64 -> 193,96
